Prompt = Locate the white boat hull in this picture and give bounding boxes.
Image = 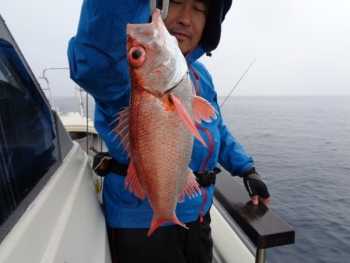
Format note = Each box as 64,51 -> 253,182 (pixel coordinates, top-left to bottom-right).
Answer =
0,142 -> 111,263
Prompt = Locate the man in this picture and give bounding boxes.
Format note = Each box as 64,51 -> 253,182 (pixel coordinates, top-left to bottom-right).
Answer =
163,0 -> 209,55
68,0 -> 270,262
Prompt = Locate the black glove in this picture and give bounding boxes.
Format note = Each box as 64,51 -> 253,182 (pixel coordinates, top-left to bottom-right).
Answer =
243,167 -> 270,199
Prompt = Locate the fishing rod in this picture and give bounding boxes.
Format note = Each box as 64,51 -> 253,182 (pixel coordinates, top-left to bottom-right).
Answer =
219,58 -> 257,108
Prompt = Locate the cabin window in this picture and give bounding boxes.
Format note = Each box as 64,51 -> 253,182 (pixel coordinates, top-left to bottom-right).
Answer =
0,38 -> 57,226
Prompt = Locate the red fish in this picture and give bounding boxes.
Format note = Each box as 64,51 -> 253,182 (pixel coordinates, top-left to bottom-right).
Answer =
113,9 -> 216,236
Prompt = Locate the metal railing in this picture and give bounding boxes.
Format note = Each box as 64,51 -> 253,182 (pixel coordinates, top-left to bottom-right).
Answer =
38,67 -> 70,109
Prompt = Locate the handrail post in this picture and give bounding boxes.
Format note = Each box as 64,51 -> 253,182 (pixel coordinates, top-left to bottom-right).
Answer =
38,76 -> 53,108
38,67 -> 69,109
255,248 -> 266,263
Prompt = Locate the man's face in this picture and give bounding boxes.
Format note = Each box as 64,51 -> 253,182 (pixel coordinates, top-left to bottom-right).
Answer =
163,0 -> 210,56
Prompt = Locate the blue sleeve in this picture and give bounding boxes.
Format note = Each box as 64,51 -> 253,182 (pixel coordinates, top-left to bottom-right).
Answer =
217,107 -> 255,177
188,60 -> 254,177
67,0 -> 150,103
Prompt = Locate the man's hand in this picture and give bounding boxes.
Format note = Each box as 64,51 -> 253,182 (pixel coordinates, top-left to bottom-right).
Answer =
243,168 -> 270,206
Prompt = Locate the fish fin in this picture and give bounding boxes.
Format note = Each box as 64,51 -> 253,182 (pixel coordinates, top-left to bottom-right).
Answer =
178,191 -> 185,203
111,107 -> 131,155
170,94 -> 207,147
193,96 -> 217,124
179,169 -> 201,202
148,216 -> 188,236
124,160 -> 147,200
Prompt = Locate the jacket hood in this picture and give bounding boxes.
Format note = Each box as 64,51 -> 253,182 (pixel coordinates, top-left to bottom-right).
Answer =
199,0 -> 232,54
155,0 -> 233,61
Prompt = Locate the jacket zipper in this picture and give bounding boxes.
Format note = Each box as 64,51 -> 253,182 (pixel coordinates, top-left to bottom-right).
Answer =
199,186 -> 207,222
197,124 -> 214,222
188,64 -> 214,223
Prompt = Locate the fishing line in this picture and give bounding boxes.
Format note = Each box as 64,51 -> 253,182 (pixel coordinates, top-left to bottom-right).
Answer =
86,90 -> 89,154
219,58 -> 257,108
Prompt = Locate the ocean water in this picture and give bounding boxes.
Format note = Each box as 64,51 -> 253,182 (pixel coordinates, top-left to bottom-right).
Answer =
55,95 -> 96,118
219,96 -> 350,263
55,96 -> 350,263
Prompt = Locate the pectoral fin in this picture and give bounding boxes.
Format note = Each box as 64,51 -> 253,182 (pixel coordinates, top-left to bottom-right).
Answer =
192,96 -> 217,123
170,94 -> 207,147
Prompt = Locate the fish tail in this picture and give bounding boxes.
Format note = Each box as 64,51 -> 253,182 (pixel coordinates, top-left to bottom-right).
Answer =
147,216 -> 188,236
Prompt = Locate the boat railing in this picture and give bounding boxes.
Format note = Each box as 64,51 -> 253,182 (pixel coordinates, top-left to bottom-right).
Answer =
38,67 -> 93,118
74,85 -> 86,117
38,67 -> 69,109
214,167 -> 295,263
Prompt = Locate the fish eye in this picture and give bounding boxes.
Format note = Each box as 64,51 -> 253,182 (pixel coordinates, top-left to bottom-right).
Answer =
132,49 -> 142,59
128,46 -> 146,68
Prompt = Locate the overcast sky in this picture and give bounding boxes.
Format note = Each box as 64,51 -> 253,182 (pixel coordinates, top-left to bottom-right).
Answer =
1,0 -> 350,97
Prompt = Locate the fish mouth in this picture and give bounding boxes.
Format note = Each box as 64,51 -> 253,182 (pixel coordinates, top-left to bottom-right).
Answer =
164,74 -> 186,94
152,78 -> 183,98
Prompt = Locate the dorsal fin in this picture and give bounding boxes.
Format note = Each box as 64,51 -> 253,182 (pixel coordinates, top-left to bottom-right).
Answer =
111,107 -> 131,156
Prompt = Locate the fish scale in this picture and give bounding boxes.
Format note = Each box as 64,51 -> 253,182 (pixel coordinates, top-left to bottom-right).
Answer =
130,90 -> 192,199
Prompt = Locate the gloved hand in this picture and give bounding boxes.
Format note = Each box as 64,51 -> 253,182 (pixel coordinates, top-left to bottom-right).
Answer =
243,167 -> 270,206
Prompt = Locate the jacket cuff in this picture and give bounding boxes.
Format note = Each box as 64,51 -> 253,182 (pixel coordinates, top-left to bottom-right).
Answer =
242,167 -> 259,177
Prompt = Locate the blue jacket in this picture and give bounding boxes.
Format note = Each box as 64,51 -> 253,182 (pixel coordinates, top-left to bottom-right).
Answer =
68,0 -> 254,228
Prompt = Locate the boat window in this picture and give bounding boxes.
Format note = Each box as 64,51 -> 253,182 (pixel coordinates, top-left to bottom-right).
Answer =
0,38 -> 57,226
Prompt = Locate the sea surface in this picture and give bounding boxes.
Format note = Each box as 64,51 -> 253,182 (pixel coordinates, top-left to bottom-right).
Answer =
55,95 -> 350,263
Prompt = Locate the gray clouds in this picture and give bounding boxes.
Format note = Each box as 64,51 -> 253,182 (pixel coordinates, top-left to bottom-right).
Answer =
2,0 -> 350,96
1,0 -> 81,97
201,0 -> 350,96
